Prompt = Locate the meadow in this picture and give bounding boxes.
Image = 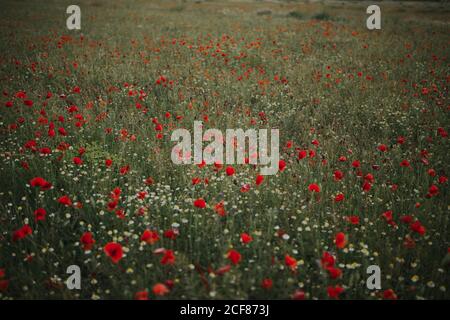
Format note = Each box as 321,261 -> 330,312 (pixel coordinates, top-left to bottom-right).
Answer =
0,0 -> 448,299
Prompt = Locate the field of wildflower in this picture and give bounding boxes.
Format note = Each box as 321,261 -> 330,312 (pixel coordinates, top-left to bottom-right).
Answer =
0,0 -> 449,300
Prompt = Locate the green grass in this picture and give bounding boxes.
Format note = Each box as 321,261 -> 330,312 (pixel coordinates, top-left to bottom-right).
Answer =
287,11 -> 304,20
312,12 -> 331,20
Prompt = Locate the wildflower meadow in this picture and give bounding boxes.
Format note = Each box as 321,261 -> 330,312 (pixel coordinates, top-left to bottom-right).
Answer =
0,0 -> 449,300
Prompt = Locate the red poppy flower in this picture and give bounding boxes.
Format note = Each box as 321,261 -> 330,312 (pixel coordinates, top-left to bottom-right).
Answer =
119,165 -> 130,175
141,230 -> 159,245
30,177 -> 52,191
134,290 -> 149,300
347,216 -> 360,225
261,278 -> 273,290
165,279 -> 174,289
255,175 -> 264,185
214,201 -> 226,216
327,267 -> 342,279
240,233 -> 253,244
152,283 -> 169,296
400,160 -> 410,167
34,208 -> 46,221
145,177 -> 154,185
80,232 -> 95,251
163,229 -> 178,240
298,150 -> 307,160
335,232 -> 346,249
278,160 -> 286,171
334,193 -> 345,202
383,289 -> 397,300
321,251 -> 335,268
240,184 -> 251,192
308,183 -> 320,193
58,127 -> 67,136
39,147 -> 52,155
12,224 -> 32,241
0,279 -> 9,292
327,285 -> 344,299
58,195 -> 72,207
21,161 -> 29,170
227,249 -> 242,265
333,170 -> 344,181
25,140 -> 38,151
292,290 -> 305,300
15,91 -> 26,98
24,99 -> 33,107
428,184 -> 439,196
362,181 -> 372,192
73,157 -> 83,165
382,210 -> 393,221
48,127 -> 55,137
104,242 -> 123,263
137,191 -> 147,200
410,220 -> 426,235
30,177 -> 45,187
403,235 -> 416,249
225,166 -> 235,176
400,215 -> 413,224
377,144 -> 387,152
111,187 -> 121,199
161,250 -> 175,265
107,200 -> 118,211
215,265 -> 232,276
437,127 -> 448,138
285,254 -> 297,270
194,198 -> 206,208
197,160 -> 206,168
363,173 -> 373,182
